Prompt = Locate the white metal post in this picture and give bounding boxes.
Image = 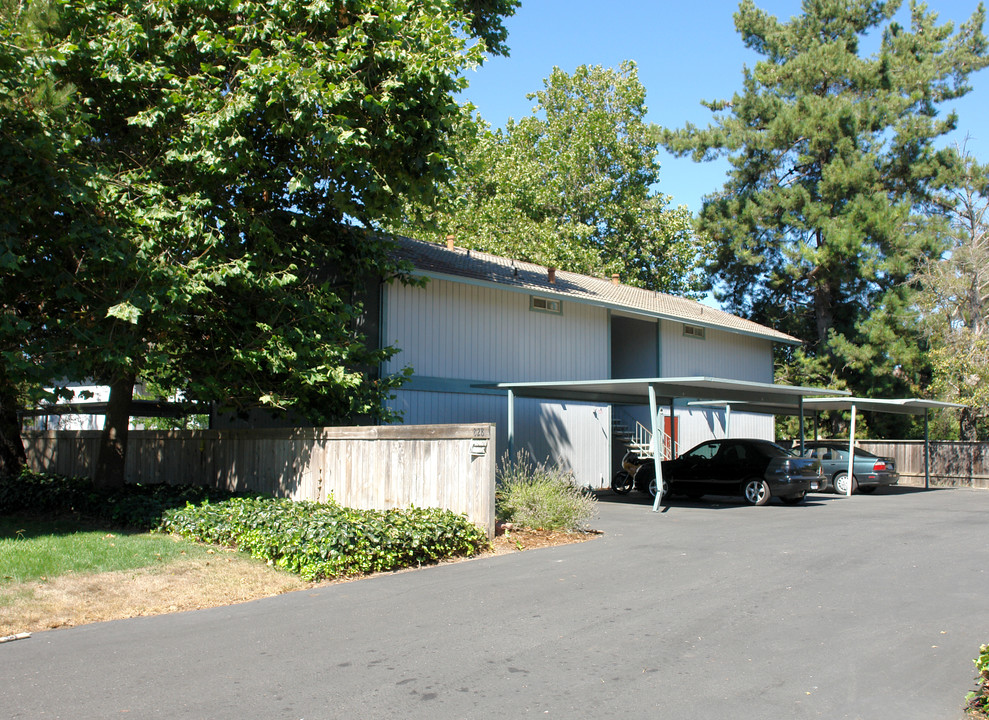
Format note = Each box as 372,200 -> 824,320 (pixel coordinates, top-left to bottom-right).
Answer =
845,404 -> 857,497
649,385 -> 665,512
798,396 -> 805,454
924,408 -> 930,490
724,404 -> 731,439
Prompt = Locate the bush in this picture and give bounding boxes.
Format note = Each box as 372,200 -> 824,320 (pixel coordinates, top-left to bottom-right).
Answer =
967,644 -> 989,717
496,451 -> 597,532
160,496 -> 489,581
0,469 -> 246,529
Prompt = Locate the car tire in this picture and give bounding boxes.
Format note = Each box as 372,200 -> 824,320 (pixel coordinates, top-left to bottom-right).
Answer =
857,485 -> 878,494
780,491 -> 806,505
833,472 -> 858,495
611,470 -> 633,495
743,478 -> 771,506
647,477 -> 670,499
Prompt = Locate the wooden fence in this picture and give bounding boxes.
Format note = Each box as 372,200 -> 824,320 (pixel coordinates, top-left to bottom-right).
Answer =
855,440 -> 989,489
22,424 -> 497,536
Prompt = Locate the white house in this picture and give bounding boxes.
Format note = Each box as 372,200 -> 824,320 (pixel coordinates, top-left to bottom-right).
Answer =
381,236 -> 799,487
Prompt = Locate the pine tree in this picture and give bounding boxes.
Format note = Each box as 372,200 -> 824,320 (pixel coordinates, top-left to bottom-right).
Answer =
662,1 -> 989,418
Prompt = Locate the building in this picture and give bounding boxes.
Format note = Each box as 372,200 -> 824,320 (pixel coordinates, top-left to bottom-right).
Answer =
382,236 -> 799,487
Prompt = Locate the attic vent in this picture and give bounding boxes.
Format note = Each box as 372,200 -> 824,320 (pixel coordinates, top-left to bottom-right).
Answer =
530,296 -> 562,315
683,324 -> 706,340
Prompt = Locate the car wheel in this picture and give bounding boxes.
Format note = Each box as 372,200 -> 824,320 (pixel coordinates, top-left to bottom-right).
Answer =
743,478 -> 771,506
780,491 -> 806,505
857,485 -> 878,494
611,470 -> 633,495
647,477 -> 670,499
833,472 -> 858,495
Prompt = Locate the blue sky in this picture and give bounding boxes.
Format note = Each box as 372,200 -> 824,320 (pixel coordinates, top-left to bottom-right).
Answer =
460,0 -> 989,214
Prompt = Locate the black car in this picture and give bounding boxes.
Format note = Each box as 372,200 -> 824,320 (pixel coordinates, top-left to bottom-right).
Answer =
633,438 -> 823,505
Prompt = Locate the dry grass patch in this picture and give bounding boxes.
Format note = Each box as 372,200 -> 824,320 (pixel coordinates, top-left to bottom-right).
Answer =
0,550 -> 308,635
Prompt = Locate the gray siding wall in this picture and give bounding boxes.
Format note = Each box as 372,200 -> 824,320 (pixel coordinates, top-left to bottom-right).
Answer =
383,277 -> 607,381
659,319 -> 774,382
382,278 -> 611,486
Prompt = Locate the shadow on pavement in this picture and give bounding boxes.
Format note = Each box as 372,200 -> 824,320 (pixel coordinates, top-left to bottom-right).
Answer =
591,489 -> 829,510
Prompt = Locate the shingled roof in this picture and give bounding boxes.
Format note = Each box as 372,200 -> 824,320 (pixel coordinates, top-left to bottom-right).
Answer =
392,236 -> 799,345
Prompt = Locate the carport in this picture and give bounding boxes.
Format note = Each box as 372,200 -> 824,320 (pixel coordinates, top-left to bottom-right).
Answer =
691,397 -> 966,493
479,376 -> 849,512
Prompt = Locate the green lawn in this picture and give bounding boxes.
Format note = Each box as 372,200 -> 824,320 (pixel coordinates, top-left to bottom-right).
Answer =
0,516 -> 211,585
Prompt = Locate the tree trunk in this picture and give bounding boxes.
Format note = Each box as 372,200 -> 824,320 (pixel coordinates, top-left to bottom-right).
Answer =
0,369 -> 26,476
94,373 -> 135,488
812,278 -> 835,354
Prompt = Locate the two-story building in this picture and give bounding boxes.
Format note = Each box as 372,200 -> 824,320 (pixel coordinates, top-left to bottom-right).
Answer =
381,236 -> 799,487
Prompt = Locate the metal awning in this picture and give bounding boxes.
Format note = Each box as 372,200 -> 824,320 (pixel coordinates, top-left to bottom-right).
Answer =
481,376 -> 849,406
476,376 -> 850,512
691,397 -> 963,416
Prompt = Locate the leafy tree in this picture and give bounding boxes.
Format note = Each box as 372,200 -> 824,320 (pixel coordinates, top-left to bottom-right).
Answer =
394,61 -> 703,295
0,0 -> 96,474
662,0 -> 989,423
915,152 -> 989,440
0,0 -> 516,483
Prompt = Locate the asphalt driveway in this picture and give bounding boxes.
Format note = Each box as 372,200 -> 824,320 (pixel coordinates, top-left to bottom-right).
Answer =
2,487 -> 987,719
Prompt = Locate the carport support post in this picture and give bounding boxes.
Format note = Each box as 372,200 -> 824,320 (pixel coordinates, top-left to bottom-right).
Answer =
507,389 -> 515,459
649,385 -> 665,512
725,404 -> 732,439
924,408 -> 930,490
846,404 -> 857,497
798,396 -> 805,454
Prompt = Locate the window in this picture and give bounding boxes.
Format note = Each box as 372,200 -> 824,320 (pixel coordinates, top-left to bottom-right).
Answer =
530,296 -> 562,314
683,324 -> 706,339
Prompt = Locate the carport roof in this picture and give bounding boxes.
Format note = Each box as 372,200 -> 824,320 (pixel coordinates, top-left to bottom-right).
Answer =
477,376 -> 850,406
689,396 -> 965,416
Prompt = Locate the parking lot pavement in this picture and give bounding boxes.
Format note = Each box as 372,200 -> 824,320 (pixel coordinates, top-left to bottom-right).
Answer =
2,486 -> 987,719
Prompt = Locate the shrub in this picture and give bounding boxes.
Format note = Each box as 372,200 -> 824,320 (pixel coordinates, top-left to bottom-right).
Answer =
0,469 -> 246,529
160,496 -> 489,581
496,451 -> 597,532
967,644 -> 989,717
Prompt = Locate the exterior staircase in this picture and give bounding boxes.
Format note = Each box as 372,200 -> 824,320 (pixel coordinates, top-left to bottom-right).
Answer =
612,409 -> 677,461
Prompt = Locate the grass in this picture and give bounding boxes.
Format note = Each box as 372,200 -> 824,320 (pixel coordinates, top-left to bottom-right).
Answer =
0,513 -> 307,635
0,515 -> 217,586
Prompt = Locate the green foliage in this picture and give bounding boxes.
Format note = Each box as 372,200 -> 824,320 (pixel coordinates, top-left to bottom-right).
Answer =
0,470 -> 243,529
914,154 -> 989,440
967,643 -> 989,717
495,452 -> 597,532
392,62 -> 704,295
160,497 -> 489,581
1,0 -> 517,483
662,1 -> 989,412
